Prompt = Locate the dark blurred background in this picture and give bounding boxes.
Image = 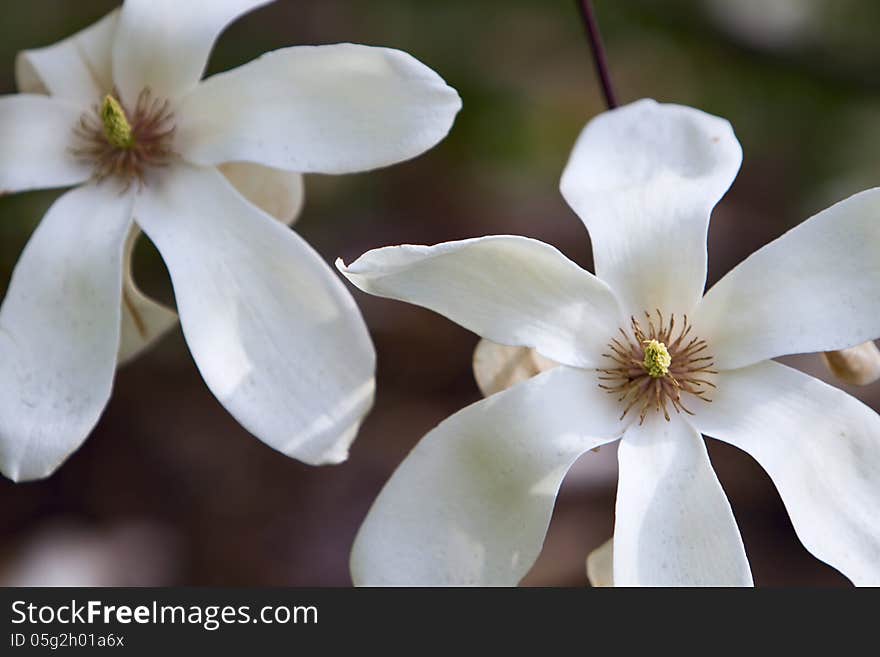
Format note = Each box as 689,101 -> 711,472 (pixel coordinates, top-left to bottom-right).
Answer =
1,0 -> 879,586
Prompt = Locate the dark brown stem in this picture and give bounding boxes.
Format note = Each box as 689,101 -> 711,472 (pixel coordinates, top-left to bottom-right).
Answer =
575,0 -> 618,109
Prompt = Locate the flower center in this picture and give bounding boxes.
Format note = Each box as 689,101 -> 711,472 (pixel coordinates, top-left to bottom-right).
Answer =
71,88 -> 176,189
598,310 -> 717,424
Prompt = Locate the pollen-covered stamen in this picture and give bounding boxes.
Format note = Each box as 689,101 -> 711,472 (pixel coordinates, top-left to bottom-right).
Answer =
71,88 -> 177,189
598,310 -> 717,425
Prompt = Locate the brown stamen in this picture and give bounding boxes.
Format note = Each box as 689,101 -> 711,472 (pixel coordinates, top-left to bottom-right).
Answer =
70,87 -> 177,191
597,310 -> 717,424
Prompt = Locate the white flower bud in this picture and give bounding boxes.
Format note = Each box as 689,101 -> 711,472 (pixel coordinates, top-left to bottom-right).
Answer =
586,538 -> 614,588
472,339 -> 559,397
822,342 -> 880,386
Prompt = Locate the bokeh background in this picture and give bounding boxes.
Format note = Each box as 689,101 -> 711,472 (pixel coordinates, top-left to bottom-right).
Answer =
1,0 -> 879,586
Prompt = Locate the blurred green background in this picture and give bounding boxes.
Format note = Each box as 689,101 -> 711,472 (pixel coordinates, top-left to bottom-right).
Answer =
1,0 -> 878,585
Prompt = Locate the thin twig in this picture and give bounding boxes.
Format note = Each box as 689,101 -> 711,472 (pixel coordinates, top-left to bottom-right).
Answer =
575,0 -> 618,109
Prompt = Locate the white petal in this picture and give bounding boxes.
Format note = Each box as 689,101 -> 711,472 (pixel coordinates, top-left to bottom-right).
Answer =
117,228 -> 178,366
219,162 -> 304,226
134,165 -> 375,465
0,96 -> 91,193
15,9 -> 118,103
586,538 -> 614,587
112,0 -> 273,103
0,184 -> 132,482
690,360 -> 880,585
614,414 -> 753,586
472,338 -> 559,398
176,44 -> 461,174
351,366 -> 624,586
338,236 -> 622,369
694,189 -> 880,370
560,99 -> 742,317
118,163 -> 305,365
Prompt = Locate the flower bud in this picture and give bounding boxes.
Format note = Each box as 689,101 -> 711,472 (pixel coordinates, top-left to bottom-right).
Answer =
472,339 -> 559,397
586,538 -> 614,587
822,341 -> 880,386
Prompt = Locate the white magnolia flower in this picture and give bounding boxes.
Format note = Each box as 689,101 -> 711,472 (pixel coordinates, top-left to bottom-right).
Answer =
0,0 -> 461,482
339,99 -> 880,586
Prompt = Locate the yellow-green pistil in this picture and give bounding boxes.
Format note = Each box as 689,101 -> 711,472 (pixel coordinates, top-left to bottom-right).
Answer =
100,95 -> 135,149
642,339 -> 672,378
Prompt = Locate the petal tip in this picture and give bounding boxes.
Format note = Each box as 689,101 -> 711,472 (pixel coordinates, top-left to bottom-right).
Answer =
315,448 -> 351,467
1,456 -> 54,484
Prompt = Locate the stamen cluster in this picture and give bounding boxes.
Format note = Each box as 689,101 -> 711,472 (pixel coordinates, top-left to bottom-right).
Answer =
71,88 -> 176,189
598,310 -> 716,424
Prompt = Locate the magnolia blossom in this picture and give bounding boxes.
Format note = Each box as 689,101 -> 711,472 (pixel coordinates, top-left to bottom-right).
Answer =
0,0 -> 460,482
339,99 -> 880,586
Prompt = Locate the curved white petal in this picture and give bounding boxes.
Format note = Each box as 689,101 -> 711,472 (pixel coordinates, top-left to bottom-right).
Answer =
694,188 -> 880,370
351,366 -> 625,586
0,95 -> 91,193
0,184 -> 132,482
135,165 -> 375,465
117,228 -> 178,366
16,9 -> 118,103
614,414 -> 752,586
219,162 -> 304,226
118,163 -> 305,365
691,360 -> 880,585
177,44 -> 461,174
338,236 -> 622,369
112,0 -> 273,104
560,99 -> 742,317
586,538 -> 614,587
